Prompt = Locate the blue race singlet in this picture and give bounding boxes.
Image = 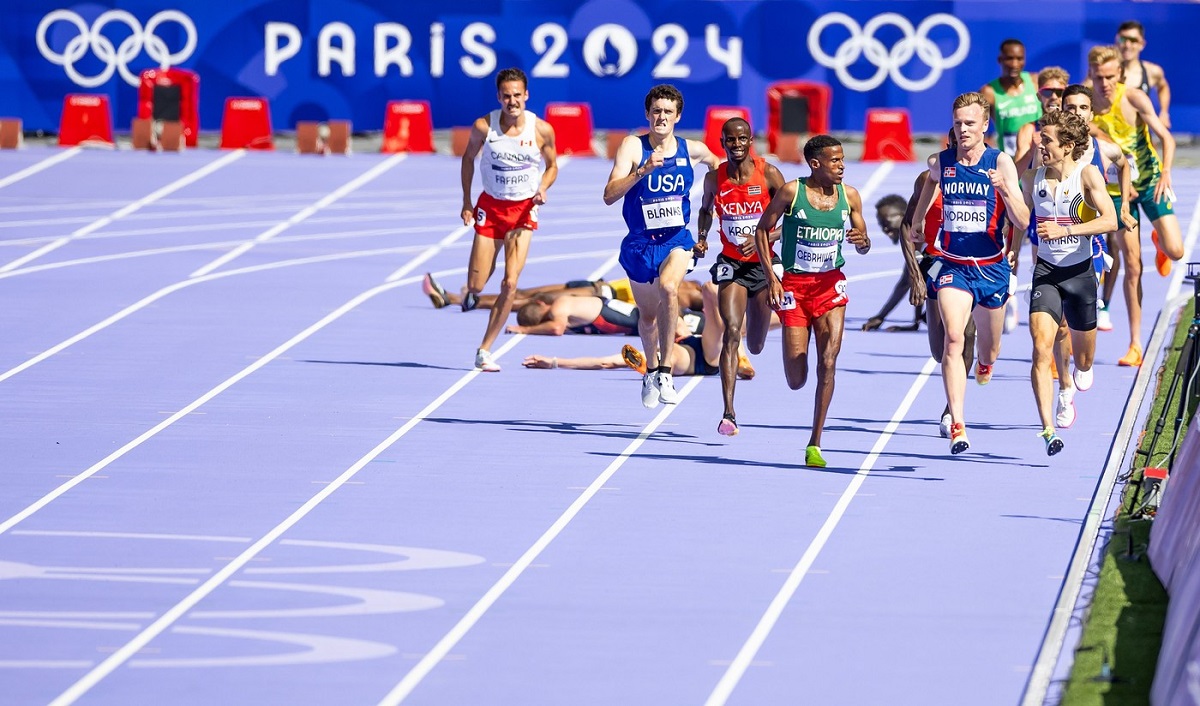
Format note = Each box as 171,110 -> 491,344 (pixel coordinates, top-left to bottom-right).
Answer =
622,135 -> 693,239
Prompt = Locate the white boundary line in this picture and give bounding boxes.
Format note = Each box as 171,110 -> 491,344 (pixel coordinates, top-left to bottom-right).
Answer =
190,153 -> 408,277
0,148 -> 81,190
46,252 -> 620,704
0,150 -> 246,273
375,375 -> 704,706
0,248 -> 614,537
703,355 -> 938,705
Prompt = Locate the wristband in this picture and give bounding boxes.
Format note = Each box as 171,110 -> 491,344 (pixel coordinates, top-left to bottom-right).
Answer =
552,357 -> 558,369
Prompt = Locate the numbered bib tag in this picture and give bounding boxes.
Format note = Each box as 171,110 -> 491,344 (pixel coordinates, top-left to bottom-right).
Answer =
641,196 -> 685,230
721,213 -> 758,246
777,291 -> 797,311
714,262 -> 735,282
943,202 -> 988,233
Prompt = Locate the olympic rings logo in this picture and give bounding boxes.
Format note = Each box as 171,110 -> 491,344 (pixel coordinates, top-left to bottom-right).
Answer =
807,12 -> 970,92
36,9 -> 197,88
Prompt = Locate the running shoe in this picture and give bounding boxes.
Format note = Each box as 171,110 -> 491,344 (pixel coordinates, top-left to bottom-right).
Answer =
621,344 -> 647,375
1041,427 -> 1065,456
641,372 -> 661,409
1096,305 -> 1113,332
657,371 -> 679,404
717,414 -> 739,437
1151,229 -> 1172,277
737,352 -> 756,380
805,445 -> 827,468
1118,345 -> 1143,367
975,362 -> 994,385
939,412 -> 953,439
1073,365 -> 1094,392
423,273 -> 448,309
461,292 -> 480,312
474,348 -> 500,372
1056,386 -> 1077,428
1004,297 -> 1019,333
950,422 -> 970,455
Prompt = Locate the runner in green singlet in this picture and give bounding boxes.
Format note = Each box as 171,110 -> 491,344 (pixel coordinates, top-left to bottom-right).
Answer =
980,39 -> 1042,157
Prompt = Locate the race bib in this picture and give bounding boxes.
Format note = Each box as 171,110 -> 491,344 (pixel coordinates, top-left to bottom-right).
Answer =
777,291 -> 796,311
713,262 -> 735,282
721,213 -> 759,246
641,196 -> 685,230
943,202 -> 988,233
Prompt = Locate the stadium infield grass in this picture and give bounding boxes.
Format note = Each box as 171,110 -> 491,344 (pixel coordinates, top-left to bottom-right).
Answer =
1059,306 -> 1195,705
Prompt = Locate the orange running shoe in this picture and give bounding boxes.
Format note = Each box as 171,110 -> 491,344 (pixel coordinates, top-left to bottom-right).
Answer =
1118,345 -> 1143,367
975,362 -> 994,385
950,422 -> 970,455
621,344 -> 647,375
737,352 -> 756,380
1151,229 -> 1171,277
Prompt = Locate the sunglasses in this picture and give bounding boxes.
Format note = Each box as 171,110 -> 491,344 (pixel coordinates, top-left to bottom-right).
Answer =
1038,88 -> 1065,98
1117,35 -> 1143,45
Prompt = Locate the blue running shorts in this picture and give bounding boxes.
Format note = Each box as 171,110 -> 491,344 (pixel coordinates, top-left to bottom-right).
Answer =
619,228 -> 696,284
928,258 -> 1012,310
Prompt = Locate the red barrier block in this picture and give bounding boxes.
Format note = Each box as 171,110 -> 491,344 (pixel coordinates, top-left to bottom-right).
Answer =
766,81 -> 831,156
862,108 -> 916,162
327,120 -> 351,155
544,102 -> 595,156
703,106 -> 751,156
160,121 -> 184,152
1,118 -> 23,149
220,97 -> 274,150
59,94 -> 113,147
382,100 -> 434,153
138,68 -> 200,147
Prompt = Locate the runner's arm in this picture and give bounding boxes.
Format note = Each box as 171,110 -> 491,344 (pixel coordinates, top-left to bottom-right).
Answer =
1127,87 -> 1175,200
910,154 -> 939,244
460,116 -> 489,224
1149,60 -> 1172,128
755,180 -> 796,308
991,152 -> 1029,232
534,119 -> 559,205
1100,142 -> 1138,230
844,185 -> 871,254
695,169 -> 717,257
603,135 -> 648,205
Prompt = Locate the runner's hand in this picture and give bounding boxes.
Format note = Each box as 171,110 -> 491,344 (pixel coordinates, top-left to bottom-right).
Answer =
522,355 -> 553,369
767,279 -> 784,310
693,239 -> 708,258
461,207 -> 475,227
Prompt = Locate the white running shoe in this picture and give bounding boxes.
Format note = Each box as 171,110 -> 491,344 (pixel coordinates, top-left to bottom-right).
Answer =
1073,366 -> 1093,392
1096,306 -> 1113,332
1004,297 -> 1019,333
641,372 -> 661,409
474,348 -> 500,372
1056,386 -> 1077,428
657,371 -> 679,404
939,412 -> 953,438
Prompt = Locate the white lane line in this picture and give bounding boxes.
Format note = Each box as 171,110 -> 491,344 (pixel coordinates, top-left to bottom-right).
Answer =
704,356 -> 939,706
43,248 -> 614,706
0,248 -> 614,538
375,376 -> 705,706
190,154 -> 409,278
0,150 -> 246,273
0,148 -> 81,190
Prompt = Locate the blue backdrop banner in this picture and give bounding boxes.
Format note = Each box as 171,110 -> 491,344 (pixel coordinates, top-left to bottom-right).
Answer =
3,0 -> 1195,135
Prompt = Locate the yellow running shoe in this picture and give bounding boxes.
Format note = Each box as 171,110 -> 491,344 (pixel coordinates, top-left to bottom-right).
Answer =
805,445 -> 827,468
1117,345 -> 1143,367
737,352 -> 755,380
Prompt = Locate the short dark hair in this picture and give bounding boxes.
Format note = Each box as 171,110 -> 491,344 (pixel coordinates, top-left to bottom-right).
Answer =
1117,20 -> 1145,36
875,194 -> 907,212
645,84 -> 684,115
1062,84 -> 1093,103
999,38 -> 1025,52
496,67 -> 528,90
803,134 -> 841,162
516,301 -> 547,327
721,117 -> 751,135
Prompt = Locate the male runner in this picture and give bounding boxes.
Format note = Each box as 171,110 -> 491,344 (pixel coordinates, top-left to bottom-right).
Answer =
459,67 -> 558,372
980,39 -> 1042,157
913,92 -> 1029,454
1089,44 -> 1181,367
755,135 -> 871,468
696,117 -> 786,436
1014,66 -> 1070,172
604,84 -> 719,408
1021,110 -> 1117,455
1116,20 -> 1172,128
